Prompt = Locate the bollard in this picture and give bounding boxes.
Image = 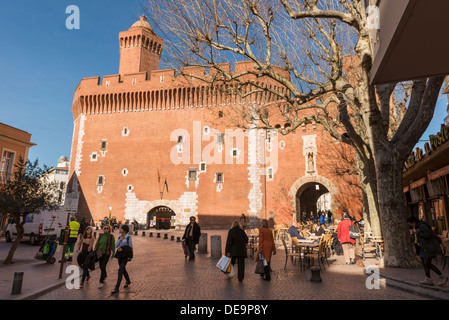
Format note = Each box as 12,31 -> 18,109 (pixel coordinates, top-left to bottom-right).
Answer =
164,234 -> 168,240
11,271 -> 24,295
310,266 -> 322,283
198,233 -> 208,254
142,231 -> 146,236
157,233 -> 161,238
176,237 -> 181,242
149,232 -> 153,237
170,235 -> 175,241
210,235 -> 222,259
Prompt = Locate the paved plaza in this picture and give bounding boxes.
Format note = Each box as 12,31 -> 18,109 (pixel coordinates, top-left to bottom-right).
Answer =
2,228 -> 449,305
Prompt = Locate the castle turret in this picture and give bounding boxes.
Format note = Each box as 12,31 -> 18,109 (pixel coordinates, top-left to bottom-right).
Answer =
119,16 -> 163,75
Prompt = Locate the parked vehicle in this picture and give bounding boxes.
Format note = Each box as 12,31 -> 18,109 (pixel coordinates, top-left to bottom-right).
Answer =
5,209 -> 68,245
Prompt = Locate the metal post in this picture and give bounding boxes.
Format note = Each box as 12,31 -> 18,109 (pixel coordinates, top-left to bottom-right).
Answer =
11,271 -> 24,295
58,213 -> 70,279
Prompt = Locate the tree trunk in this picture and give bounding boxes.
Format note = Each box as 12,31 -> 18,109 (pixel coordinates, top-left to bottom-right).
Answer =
375,152 -> 420,268
358,157 -> 382,238
3,223 -> 25,265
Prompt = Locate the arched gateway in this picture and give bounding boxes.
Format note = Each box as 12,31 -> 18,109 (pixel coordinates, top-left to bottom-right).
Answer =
289,175 -> 338,221
147,206 -> 175,230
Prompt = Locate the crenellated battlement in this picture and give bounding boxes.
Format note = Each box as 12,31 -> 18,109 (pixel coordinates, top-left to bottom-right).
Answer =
72,61 -> 291,120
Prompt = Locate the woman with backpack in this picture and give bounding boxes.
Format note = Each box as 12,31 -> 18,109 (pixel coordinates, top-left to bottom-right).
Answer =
337,213 -> 356,265
111,224 -> 133,294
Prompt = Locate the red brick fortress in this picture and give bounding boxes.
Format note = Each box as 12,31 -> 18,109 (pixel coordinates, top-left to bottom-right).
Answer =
67,16 -> 362,229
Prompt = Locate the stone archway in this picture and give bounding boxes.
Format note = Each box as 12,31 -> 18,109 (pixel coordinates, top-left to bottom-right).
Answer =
148,206 -> 175,230
289,175 -> 339,221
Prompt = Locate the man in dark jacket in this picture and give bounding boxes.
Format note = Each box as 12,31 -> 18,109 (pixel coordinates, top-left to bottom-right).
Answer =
183,216 -> 201,261
407,216 -> 448,286
225,221 -> 249,282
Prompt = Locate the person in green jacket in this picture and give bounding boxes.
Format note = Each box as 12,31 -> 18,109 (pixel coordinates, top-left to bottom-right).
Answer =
94,225 -> 115,288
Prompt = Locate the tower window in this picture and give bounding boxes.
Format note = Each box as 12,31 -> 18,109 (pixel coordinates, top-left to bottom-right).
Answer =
160,76 -> 164,83
200,162 -> 206,172
267,167 -> 273,180
188,168 -> 197,181
177,135 -> 184,144
132,78 -> 137,85
217,133 -> 224,145
100,140 -> 107,151
232,149 -> 238,157
218,111 -> 223,118
97,175 -> 105,186
215,172 -> 224,183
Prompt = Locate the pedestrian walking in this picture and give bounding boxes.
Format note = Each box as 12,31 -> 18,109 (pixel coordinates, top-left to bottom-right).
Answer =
255,219 -> 276,281
239,214 -> 248,230
225,221 -> 249,282
337,213 -> 356,265
75,226 -> 95,288
64,216 -> 80,262
182,216 -> 201,261
94,225 -> 115,288
79,217 -> 90,235
407,216 -> 448,286
111,225 -> 133,294
319,212 -> 326,225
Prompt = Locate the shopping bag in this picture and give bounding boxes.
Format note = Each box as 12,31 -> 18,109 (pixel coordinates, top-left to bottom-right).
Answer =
181,240 -> 189,256
216,255 -> 231,272
226,265 -> 236,278
255,254 -> 265,274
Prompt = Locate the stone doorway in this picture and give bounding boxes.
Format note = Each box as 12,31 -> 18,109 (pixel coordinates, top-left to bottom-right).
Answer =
147,206 -> 175,230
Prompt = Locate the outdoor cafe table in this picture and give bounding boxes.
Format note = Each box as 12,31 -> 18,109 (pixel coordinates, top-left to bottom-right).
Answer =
292,242 -> 320,270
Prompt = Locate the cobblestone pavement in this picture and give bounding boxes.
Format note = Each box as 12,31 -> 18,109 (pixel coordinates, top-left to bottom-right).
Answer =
35,230 -> 425,301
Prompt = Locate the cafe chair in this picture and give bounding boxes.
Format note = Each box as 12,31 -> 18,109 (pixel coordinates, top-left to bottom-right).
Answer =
282,238 -> 300,270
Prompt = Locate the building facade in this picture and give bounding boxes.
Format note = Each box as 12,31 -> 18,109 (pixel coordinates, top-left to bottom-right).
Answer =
0,123 -> 36,185
67,16 -> 362,229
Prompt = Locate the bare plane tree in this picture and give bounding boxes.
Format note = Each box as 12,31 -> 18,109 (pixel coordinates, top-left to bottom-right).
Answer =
146,0 -> 444,267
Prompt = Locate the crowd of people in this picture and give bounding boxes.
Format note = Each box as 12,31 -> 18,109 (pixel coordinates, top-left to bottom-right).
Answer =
63,210 -> 448,291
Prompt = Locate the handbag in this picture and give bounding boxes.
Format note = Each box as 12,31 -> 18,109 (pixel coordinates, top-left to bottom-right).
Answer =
216,255 -> 231,272
255,253 -> 265,274
349,224 -> 360,239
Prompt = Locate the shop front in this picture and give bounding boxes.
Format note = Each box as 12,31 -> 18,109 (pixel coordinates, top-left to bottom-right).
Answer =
403,123 -> 449,236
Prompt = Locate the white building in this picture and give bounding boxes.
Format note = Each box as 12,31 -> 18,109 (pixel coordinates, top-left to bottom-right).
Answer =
45,156 -> 70,205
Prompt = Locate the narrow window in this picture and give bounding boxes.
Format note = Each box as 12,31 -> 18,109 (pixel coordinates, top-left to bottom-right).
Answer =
97,175 -> 105,186
100,140 -> 107,151
188,168 -> 197,180
218,111 -> 223,118
200,162 -> 206,172
216,172 -> 224,183
217,133 -> 224,145
177,135 -> 184,144
267,167 -> 273,179
232,149 -> 238,157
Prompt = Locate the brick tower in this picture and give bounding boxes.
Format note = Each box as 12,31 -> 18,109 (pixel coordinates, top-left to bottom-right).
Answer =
119,16 -> 163,75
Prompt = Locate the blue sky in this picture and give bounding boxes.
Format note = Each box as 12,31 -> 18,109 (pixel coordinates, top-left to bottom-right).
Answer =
0,1 -> 447,168
0,0 -> 147,168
